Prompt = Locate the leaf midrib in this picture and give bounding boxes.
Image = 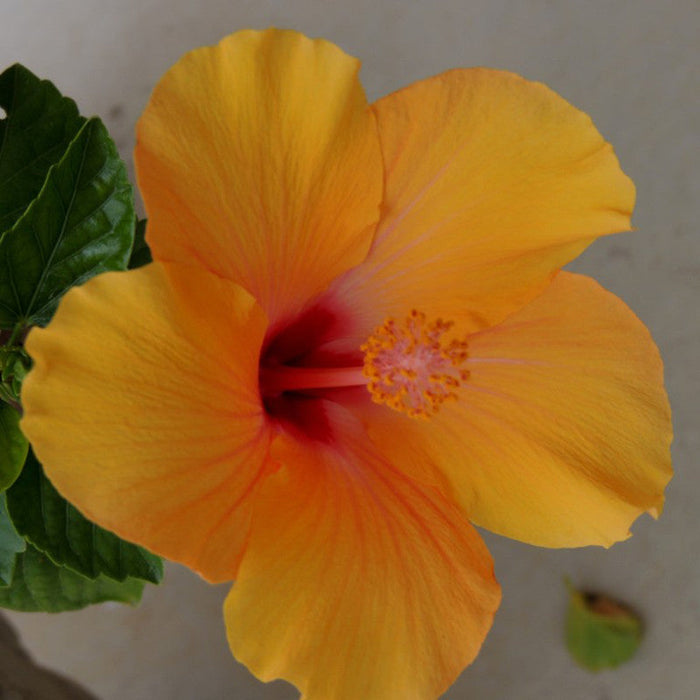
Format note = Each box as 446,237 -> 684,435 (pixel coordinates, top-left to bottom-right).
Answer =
22,122 -> 91,323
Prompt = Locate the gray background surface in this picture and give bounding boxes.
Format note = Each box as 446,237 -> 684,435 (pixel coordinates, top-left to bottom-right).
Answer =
0,1 -> 697,698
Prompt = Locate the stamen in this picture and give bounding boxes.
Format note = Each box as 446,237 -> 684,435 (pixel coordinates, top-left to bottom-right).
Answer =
361,310 -> 469,419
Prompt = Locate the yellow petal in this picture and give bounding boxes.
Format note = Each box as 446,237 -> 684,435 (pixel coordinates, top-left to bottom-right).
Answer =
224,403 -> 500,700
21,263 -> 271,582
323,68 -> 635,347
360,273 -> 672,548
135,29 -> 382,325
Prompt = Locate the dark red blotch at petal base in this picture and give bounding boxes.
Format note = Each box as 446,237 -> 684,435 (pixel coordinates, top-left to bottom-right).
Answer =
260,302 -> 365,443
262,303 -> 344,367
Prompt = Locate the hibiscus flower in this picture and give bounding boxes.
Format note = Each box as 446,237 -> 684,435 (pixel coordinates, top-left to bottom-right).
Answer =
20,28 -> 672,700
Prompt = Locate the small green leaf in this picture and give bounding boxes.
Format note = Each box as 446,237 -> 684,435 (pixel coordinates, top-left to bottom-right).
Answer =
0,64 -> 85,233
0,116 -> 134,328
0,402 -> 27,491
129,218 -> 152,269
565,579 -> 644,671
0,493 -> 25,586
0,543 -> 144,612
7,449 -> 163,584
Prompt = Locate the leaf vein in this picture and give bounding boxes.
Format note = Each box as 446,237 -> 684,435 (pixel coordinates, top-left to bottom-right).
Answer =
22,123 -> 91,319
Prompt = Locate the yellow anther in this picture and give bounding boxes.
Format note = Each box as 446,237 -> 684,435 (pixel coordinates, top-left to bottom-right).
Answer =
361,310 -> 469,419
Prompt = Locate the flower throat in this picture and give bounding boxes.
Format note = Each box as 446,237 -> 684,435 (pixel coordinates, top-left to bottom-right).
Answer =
260,309 -> 469,420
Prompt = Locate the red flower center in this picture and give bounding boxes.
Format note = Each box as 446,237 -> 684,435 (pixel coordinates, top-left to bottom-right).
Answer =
259,304 -> 469,436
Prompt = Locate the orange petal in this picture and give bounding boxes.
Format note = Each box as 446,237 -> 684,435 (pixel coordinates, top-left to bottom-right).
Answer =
323,68 -> 635,347
135,29 -> 382,325
360,272 -> 672,548
21,263 -> 271,582
224,403 -> 500,700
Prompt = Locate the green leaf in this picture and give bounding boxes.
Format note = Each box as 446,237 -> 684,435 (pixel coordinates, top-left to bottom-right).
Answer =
0,402 -> 27,491
0,64 -> 84,233
7,449 -> 163,584
128,218 -> 152,269
0,343 -> 30,406
0,116 -> 134,328
0,493 -> 25,586
565,579 -> 644,671
0,543 -> 144,612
